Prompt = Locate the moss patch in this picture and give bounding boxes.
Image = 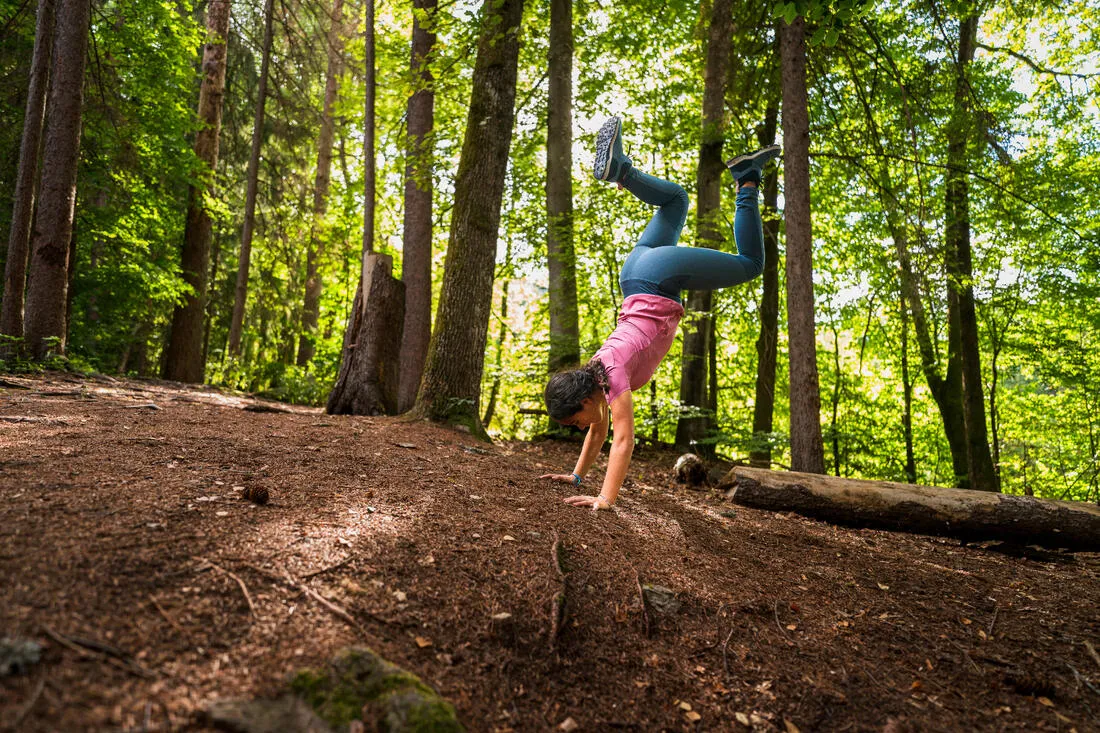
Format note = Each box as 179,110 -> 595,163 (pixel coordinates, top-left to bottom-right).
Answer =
291,647 -> 464,733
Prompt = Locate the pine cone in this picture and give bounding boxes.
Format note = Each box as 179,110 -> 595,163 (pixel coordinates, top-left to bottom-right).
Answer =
242,486 -> 269,505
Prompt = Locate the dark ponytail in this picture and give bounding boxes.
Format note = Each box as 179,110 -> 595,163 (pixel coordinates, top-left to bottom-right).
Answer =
544,359 -> 609,421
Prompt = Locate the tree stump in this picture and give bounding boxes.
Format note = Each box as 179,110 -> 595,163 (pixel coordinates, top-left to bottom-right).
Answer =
723,467 -> 1100,550
326,254 -> 405,416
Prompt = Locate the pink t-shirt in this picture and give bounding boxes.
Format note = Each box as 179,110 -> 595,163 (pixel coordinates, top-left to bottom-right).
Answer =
592,294 -> 685,404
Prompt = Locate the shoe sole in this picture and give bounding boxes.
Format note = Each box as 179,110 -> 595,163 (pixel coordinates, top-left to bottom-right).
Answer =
725,144 -> 781,170
594,116 -> 621,180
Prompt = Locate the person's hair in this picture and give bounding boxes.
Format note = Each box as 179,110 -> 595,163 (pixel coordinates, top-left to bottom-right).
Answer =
544,359 -> 609,422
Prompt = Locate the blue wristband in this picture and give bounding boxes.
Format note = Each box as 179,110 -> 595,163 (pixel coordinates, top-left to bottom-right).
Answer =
571,472 -> 581,486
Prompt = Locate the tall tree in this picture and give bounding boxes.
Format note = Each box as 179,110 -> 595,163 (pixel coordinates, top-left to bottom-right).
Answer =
412,0 -> 526,437
397,0 -> 438,413
750,96 -> 781,468
297,0 -> 345,366
227,0 -> 276,357
854,23 -> 970,487
945,10 -> 998,491
779,14 -> 825,473
163,0 -> 231,382
546,0 -> 578,375
2,0 -> 55,351
676,0 -> 734,452
22,0 -> 90,360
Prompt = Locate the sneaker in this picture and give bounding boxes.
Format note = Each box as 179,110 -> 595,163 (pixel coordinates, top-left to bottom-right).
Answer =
726,144 -> 781,183
593,116 -> 632,182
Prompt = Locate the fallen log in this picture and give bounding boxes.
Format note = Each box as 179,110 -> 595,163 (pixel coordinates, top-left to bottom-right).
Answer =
723,467 -> 1100,551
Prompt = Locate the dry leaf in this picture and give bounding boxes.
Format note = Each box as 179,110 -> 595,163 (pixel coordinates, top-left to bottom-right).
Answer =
877,583 -> 890,591
415,636 -> 432,648
678,701 -> 693,711
910,680 -> 922,690
925,658 -> 934,670
502,535 -> 517,542
961,617 -> 972,625
784,720 -> 801,733
491,612 -> 512,621
685,711 -> 702,722
1038,696 -> 1054,707
558,718 -> 578,732
735,712 -> 750,726
393,590 -> 407,602
786,624 -> 797,631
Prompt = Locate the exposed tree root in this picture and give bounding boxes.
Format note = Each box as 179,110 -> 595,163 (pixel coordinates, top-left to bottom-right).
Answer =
548,531 -> 568,652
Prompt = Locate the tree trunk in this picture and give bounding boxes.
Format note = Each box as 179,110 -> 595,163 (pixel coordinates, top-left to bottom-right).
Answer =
361,0 -> 375,259
22,0 -> 90,360
546,0 -> 578,375
946,12 -> 998,492
162,0 -> 230,382
750,96 -> 780,469
326,254 -> 405,415
412,0 -> 526,438
779,15 -> 825,474
297,0 -> 345,366
397,0 -> 437,412
723,467 -> 1100,551
227,0 -> 275,357
900,293 -> 917,483
675,0 -> 732,453
2,0 -> 55,350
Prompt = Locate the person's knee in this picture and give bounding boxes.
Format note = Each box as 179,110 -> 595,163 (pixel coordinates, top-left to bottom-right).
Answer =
746,253 -> 765,280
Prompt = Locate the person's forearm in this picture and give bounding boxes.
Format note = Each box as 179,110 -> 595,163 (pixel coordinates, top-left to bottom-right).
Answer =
599,437 -> 633,504
572,424 -> 608,479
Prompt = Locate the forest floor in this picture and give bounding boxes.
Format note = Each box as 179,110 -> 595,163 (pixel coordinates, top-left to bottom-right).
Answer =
1,373 -> 1099,733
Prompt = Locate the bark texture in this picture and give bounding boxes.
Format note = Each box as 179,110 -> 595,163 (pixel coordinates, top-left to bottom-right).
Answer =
779,16 -> 825,473
327,254 -> 405,415
724,467 -> 1100,551
546,0 -> 578,374
946,12 -> 998,492
412,0 -> 526,437
163,0 -> 230,382
676,0 -> 732,452
297,0 -> 345,366
397,0 -> 437,413
227,0 -> 276,357
22,0 -> 90,360
750,99 -> 781,469
2,0 -> 56,348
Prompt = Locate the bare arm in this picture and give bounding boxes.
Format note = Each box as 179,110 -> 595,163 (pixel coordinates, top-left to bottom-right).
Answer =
572,406 -> 609,479
564,391 -> 633,509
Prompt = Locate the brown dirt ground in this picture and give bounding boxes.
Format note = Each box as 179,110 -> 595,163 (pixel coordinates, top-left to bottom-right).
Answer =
1,373 -> 1099,733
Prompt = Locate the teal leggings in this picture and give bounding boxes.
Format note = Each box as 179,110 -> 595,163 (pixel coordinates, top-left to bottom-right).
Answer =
618,167 -> 764,303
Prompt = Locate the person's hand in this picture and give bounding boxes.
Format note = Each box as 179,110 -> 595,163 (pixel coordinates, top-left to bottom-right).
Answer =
540,473 -> 578,485
564,495 -> 611,511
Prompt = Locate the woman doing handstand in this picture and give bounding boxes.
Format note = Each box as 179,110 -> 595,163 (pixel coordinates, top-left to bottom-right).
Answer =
540,115 -> 780,510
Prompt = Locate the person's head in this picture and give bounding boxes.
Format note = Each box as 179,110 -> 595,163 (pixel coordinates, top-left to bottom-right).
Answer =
544,360 -> 608,428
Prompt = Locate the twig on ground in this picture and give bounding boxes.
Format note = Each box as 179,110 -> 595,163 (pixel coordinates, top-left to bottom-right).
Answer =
988,606 -> 999,636
773,601 -> 790,640
205,560 -> 257,618
39,624 -> 154,678
1068,663 -> 1100,697
302,554 -> 355,580
721,625 -> 737,681
635,570 -> 651,638
277,563 -> 363,633
548,531 -> 568,652
1084,640 -> 1100,672
149,595 -> 182,633
9,674 -> 46,731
